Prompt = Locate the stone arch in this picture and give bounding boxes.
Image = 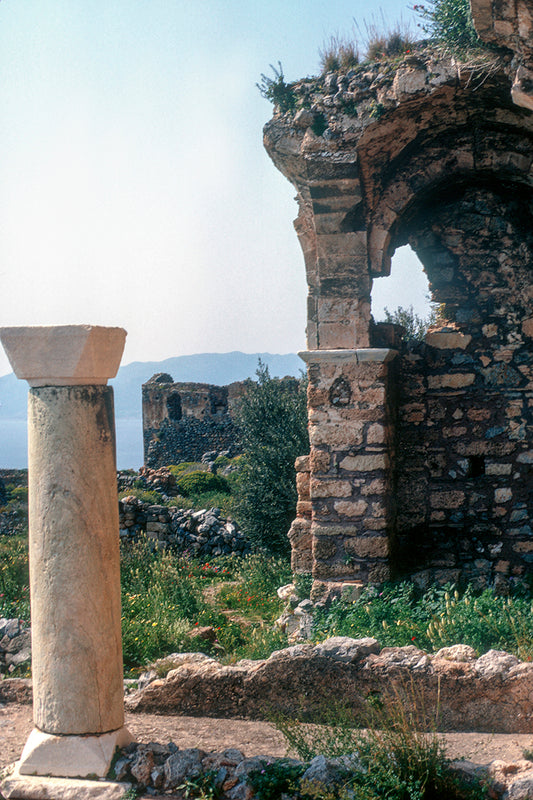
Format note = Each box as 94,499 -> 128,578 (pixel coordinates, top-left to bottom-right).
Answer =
364,112 -> 533,284
265,46 -> 533,593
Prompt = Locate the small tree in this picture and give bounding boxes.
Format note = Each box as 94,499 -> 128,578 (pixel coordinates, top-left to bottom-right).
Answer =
383,304 -> 438,341
235,362 -> 309,556
415,0 -> 481,52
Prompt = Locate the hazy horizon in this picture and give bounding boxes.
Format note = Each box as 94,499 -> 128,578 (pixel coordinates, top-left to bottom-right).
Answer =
0,1 -> 430,379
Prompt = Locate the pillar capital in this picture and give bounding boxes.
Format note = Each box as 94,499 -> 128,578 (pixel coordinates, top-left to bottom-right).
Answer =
0,324 -> 126,387
299,348 -> 398,365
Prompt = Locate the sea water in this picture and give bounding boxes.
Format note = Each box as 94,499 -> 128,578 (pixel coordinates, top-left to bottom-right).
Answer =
0,418 -> 143,470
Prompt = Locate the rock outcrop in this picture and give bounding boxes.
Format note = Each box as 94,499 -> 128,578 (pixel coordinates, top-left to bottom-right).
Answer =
126,638 -> 533,733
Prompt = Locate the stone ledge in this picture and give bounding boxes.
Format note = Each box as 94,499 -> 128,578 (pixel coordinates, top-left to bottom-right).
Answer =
299,349 -> 398,364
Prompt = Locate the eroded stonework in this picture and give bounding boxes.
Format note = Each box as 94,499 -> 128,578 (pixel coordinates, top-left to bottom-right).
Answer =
267,8 -> 533,592
142,375 -> 246,467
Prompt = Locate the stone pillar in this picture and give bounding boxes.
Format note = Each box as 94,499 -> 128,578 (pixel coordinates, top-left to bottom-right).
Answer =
0,325 -> 131,779
300,348 -> 398,597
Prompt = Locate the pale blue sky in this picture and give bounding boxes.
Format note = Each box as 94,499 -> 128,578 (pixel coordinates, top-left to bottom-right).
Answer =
0,0 -> 429,377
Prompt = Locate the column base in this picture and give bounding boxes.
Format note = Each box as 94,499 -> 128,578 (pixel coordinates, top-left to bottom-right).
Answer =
1,763 -> 132,799
18,726 -> 133,779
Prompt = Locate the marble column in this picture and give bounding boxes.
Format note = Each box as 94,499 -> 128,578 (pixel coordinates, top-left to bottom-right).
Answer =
0,325 -> 131,779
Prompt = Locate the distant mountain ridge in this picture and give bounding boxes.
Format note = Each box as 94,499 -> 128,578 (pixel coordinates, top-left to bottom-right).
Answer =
0,351 -> 304,420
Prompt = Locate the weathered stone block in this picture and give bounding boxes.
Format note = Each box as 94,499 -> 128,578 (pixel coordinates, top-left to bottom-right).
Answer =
344,536 -> 389,558
311,478 -> 353,498
333,499 -> 368,517
430,491 -> 465,509
340,454 -> 389,471
427,373 -> 476,389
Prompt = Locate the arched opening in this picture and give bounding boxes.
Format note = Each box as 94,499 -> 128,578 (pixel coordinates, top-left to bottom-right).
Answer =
371,244 -> 432,332
387,179 -> 533,585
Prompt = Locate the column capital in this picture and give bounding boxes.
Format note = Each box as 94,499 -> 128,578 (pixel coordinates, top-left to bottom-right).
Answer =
0,325 -> 126,386
299,348 -> 398,365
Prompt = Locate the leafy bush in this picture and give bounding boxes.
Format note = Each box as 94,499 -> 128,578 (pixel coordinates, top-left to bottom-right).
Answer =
415,0 -> 481,52
234,362 -> 309,556
247,759 -> 306,800
8,486 -> 28,503
382,304 -> 438,341
294,572 -> 313,600
168,462 -> 206,479
176,470 -> 230,497
274,693 -> 486,799
256,62 -> 296,113
118,487 -> 163,505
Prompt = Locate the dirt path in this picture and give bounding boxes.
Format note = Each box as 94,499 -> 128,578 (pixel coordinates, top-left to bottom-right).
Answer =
2,703 -> 533,772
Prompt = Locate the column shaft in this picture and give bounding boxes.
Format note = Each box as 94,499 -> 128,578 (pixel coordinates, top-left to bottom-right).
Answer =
28,386 -> 124,735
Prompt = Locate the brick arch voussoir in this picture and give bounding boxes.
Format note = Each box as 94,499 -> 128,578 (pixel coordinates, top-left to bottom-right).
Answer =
366,123 -> 533,278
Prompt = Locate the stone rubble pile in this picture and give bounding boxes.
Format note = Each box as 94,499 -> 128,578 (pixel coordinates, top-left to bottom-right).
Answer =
110,737 -> 533,800
137,466 -> 178,496
116,466 -> 178,498
0,618 -> 31,673
119,498 -> 250,558
112,741 -> 364,799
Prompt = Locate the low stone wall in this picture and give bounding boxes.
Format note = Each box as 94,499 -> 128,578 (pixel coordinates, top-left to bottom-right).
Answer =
126,638 -> 533,733
118,497 -> 250,558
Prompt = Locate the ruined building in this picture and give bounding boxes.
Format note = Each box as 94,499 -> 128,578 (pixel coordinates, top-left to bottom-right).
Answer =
142,374 -> 246,467
265,0 -> 533,593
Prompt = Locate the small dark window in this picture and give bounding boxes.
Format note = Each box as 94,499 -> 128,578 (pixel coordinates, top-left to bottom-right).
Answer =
467,455 -> 485,478
166,392 -> 182,421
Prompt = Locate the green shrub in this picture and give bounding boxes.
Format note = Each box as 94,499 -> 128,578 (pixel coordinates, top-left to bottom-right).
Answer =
382,304 -> 438,341
8,486 -> 28,503
415,0 -> 481,52
294,572 -> 313,600
257,62 -> 296,113
247,759 -> 306,800
177,470 -> 230,497
0,536 -> 30,620
234,362 -> 309,555
168,462 -> 206,479
274,693 -> 487,799
118,487 -> 163,505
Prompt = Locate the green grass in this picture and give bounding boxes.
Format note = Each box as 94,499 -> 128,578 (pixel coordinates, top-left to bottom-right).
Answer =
120,540 -> 291,670
313,581 -> 533,660
0,535 -> 30,619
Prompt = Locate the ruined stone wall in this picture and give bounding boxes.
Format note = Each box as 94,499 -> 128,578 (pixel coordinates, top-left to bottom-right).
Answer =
392,186 -> 533,588
142,374 -> 246,467
265,29 -> 533,591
